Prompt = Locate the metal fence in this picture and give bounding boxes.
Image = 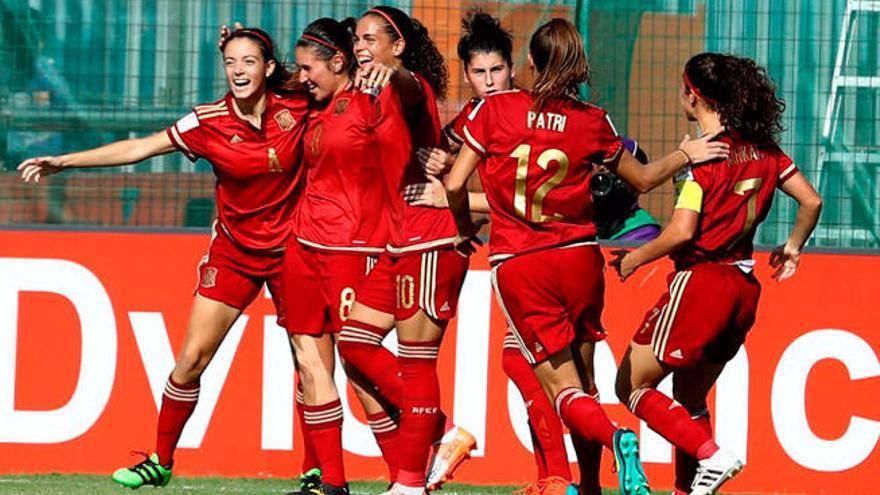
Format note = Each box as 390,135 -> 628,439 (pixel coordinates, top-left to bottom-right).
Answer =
1,0 -> 878,248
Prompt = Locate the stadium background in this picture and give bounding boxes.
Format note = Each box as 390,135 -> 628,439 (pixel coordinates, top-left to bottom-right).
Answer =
0,0 -> 878,494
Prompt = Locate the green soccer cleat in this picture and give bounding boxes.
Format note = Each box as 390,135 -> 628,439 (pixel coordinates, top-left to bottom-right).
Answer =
111,452 -> 172,489
612,429 -> 651,495
290,482 -> 349,495
285,468 -> 323,495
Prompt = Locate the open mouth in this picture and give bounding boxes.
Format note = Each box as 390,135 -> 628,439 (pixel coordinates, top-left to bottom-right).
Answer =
357,53 -> 373,66
233,79 -> 250,88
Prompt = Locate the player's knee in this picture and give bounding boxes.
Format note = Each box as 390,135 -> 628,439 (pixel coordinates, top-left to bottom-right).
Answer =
614,374 -> 634,407
295,351 -> 331,388
175,348 -> 212,382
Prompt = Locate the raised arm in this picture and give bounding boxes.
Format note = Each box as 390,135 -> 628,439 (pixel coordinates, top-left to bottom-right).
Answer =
769,171 -> 822,281
18,131 -> 176,183
617,129 -> 730,193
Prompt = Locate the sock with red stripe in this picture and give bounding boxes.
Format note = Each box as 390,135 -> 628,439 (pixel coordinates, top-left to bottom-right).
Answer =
628,388 -> 718,459
674,408 -> 712,493
554,387 -> 616,451
337,320 -> 402,406
155,376 -> 200,467
296,379 -> 319,473
303,399 -> 346,487
396,340 -> 442,488
502,347 -> 571,480
368,411 -> 401,482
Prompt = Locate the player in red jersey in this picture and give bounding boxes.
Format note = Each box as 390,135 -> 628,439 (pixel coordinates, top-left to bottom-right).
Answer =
611,53 -> 822,495
445,19 -> 730,495
332,7 -> 476,495
404,12 -> 589,495
282,17 -> 412,495
18,28 -> 308,489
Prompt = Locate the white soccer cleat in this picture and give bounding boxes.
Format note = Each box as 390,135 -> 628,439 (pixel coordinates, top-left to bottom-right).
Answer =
689,448 -> 743,495
379,482 -> 424,495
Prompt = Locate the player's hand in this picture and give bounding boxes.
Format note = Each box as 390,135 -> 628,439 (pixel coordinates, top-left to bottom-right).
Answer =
18,156 -> 64,183
769,242 -> 800,281
417,147 -> 452,175
218,22 -> 244,49
609,248 -> 638,280
453,218 -> 488,256
404,175 -> 448,208
679,127 -> 730,165
355,62 -> 395,91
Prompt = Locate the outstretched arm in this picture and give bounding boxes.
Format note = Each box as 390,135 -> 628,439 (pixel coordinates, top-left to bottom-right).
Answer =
18,131 -> 177,183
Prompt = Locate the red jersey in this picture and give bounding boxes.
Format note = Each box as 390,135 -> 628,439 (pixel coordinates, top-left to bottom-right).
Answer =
167,91 -> 308,251
292,84 -> 411,254
671,134 -> 799,269
463,89 -> 623,264
386,73 -> 459,255
443,98 -> 479,149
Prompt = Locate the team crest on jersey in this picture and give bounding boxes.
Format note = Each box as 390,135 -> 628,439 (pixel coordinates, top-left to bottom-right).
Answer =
274,109 -> 296,131
201,267 -> 218,288
334,98 -> 350,115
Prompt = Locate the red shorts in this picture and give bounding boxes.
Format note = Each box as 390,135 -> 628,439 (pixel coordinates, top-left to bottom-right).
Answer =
356,248 -> 469,321
491,243 -> 606,364
281,241 -> 378,335
632,262 -> 761,367
196,228 -> 284,314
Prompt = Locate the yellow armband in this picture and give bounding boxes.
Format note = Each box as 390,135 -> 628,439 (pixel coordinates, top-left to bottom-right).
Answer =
674,180 -> 703,213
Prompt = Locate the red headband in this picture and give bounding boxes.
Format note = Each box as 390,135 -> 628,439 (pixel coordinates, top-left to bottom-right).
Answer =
300,34 -> 342,53
368,8 -> 404,40
223,28 -> 274,55
682,71 -> 717,106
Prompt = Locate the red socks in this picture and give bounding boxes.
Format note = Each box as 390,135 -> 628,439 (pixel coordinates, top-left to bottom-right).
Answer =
396,340 -> 442,487
337,320 -> 403,406
303,399 -> 346,487
155,376 -> 199,466
368,411 -> 401,482
296,379 -> 319,473
572,387 -> 602,495
628,388 -> 718,459
502,346 -> 571,480
675,408 -> 712,493
554,387 -> 616,450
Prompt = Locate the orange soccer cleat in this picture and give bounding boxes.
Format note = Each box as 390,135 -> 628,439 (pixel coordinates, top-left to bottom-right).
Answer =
425,426 -> 477,491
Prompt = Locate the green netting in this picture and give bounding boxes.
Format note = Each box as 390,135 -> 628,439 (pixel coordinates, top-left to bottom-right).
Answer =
1,0 -> 877,248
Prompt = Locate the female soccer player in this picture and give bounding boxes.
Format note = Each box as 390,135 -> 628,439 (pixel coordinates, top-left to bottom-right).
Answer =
18,28 -> 308,489
444,19 -> 730,495
611,52 -> 822,495
405,11 -> 589,495
283,16 -> 412,495
334,6 -> 476,495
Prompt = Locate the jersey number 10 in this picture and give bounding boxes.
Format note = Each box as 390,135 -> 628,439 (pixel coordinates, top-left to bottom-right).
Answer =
510,144 -> 570,223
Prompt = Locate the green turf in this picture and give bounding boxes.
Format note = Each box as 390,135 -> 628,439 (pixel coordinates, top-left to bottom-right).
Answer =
0,475 -> 568,495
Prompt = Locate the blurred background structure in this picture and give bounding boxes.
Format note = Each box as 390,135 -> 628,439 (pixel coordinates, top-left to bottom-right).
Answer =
1,0 -> 878,248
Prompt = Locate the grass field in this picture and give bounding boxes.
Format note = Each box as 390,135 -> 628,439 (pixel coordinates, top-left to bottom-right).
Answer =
0,475 -> 615,495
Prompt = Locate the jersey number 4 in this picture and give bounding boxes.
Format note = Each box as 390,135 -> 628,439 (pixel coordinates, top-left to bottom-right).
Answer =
510,144 -> 569,222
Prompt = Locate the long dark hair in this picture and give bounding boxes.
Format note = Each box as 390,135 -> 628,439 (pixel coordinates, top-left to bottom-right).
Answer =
363,6 -> 448,98
684,52 -> 785,149
528,18 -> 590,111
295,17 -> 358,77
219,27 -> 296,94
457,10 -> 513,67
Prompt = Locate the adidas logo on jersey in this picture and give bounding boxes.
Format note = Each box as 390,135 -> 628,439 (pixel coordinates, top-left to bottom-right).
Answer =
230,134 -> 243,144
669,348 -> 684,359
440,301 -> 450,312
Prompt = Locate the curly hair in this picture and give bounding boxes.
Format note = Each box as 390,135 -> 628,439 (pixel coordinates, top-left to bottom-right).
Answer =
684,52 -> 785,149
295,17 -> 358,77
457,10 -> 513,67
529,18 -> 590,111
363,6 -> 448,99
220,27 -> 298,94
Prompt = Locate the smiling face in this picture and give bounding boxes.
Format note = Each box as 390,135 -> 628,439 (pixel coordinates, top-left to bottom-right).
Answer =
222,37 -> 274,100
296,45 -> 345,102
354,14 -> 404,67
464,51 -> 513,97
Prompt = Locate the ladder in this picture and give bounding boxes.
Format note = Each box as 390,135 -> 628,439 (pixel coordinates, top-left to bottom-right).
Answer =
814,0 -> 880,247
